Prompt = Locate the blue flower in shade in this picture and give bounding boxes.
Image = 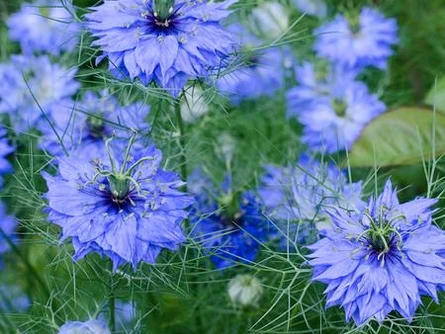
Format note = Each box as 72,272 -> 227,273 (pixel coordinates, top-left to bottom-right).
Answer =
85,0 -> 237,97
189,170 -> 268,269
40,90 -> 151,160
0,285 -> 30,313
259,155 -> 364,248
0,202 -> 18,266
287,70 -> 386,153
308,180 -> 445,325
58,319 -> 110,334
42,138 -> 193,270
0,126 -> 14,187
314,7 -> 398,70
0,55 -> 79,133
291,0 -> 327,18
7,0 -> 80,56
216,24 -> 292,104
99,300 -> 135,331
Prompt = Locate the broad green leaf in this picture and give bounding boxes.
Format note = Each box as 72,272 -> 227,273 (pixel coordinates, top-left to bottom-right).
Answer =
348,107 -> 445,167
425,77 -> 445,113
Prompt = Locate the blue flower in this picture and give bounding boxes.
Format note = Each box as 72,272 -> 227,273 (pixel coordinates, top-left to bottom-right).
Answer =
85,0 -> 237,97
7,0 -> 80,56
0,55 -> 79,133
291,0 -> 327,18
0,202 -> 18,266
314,7 -> 398,70
259,155 -> 364,248
42,138 -> 193,270
308,180 -> 445,325
287,67 -> 386,153
286,61 -> 358,112
189,170 -> 268,269
58,319 -> 110,334
40,90 -> 151,160
0,126 -> 14,187
0,285 -> 30,313
216,24 -> 291,104
99,300 -> 135,331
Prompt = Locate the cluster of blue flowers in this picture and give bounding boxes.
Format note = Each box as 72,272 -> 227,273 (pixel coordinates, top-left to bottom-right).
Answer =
1,0 -> 445,331
287,7 -> 397,153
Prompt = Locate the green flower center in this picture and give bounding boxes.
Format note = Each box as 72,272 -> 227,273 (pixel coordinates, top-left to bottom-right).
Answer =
153,0 -> 175,22
332,99 -> 347,117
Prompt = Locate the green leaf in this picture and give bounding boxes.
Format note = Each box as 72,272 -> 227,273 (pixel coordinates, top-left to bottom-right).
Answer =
425,77 -> 445,113
348,107 -> 445,167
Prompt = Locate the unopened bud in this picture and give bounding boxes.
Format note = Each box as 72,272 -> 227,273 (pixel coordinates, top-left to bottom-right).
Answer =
180,86 -> 209,123
228,274 -> 263,307
251,2 -> 289,40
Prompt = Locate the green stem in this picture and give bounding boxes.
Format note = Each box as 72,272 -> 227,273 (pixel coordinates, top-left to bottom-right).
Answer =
174,98 -> 203,331
174,99 -> 187,189
108,261 -> 116,332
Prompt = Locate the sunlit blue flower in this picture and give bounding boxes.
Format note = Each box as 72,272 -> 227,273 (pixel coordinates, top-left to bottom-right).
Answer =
287,72 -> 385,153
43,138 -> 193,270
189,170 -> 268,269
85,0 -> 237,96
0,202 -> 18,267
291,0 -> 327,18
314,7 -> 398,70
7,0 -> 80,56
308,180 -> 445,325
259,155 -> 364,248
58,319 -> 110,334
216,24 -> 291,104
0,126 -> 14,187
0,285 -> 30,313
0,55 -> 79,133
40,90 -> 151,160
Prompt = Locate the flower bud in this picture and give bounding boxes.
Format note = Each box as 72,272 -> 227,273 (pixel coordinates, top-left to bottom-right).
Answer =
180,86 -> 209,123
291,0 -> 327,18
215,133 -> 236,165
228,274 -> 263,307
251,2 -> 289,40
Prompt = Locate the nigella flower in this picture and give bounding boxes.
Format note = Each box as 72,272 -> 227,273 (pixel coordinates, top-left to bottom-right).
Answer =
58,319 -> 110,334
40,90 -> 151,160
99,300 -> 136,331
0,55 -> 79,133
308,180 -> 445,325
259,155 -> 364,248
291,0 -> 327,18
189,170 -> 268,269
7,0 -> 80,56
286,61 -> 358,111
287,73 -> 386,153
0,285 -> 31,313
314,7 -> 398,70
85,0 -> 237,97
0,202 -> 18,267
43,138 -> 194,270
0,126 -> 14,187
216,24 -> 292,105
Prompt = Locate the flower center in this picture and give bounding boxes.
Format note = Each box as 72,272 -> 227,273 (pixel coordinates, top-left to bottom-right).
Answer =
345,11 -> 361,35
108,174 -> 133,205
87,115 -> 108,139
358,210 -> 405,265
153,0 -> 175,27
332,99 -> 347,117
